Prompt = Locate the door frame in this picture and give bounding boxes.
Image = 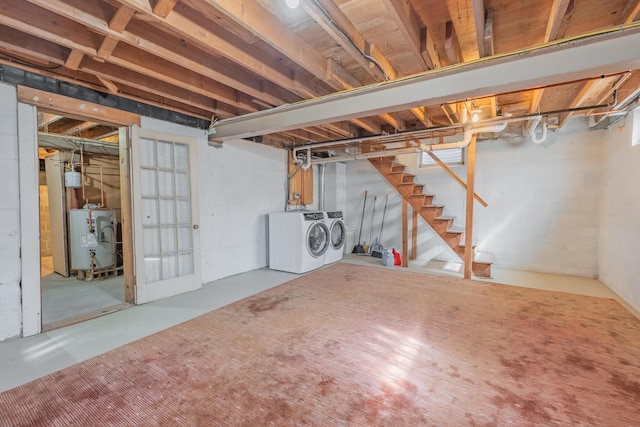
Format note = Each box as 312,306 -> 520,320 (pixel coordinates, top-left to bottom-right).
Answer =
17,87 -> 140,336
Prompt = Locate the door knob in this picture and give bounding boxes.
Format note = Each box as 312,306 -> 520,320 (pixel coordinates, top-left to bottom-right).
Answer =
193,224 -> 199,230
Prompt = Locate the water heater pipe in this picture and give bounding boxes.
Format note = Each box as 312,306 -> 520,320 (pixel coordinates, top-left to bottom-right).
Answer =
318,163 -> 326,211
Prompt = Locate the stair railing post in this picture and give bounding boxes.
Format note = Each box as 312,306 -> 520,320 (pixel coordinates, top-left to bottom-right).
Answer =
402,198 -> 409,267
411,208 -> 418,260
464,135 -> 477,279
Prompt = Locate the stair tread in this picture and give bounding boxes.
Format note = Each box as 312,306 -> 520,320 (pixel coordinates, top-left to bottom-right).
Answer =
474,253 -> 493,264
447,227 -> 464,233
421,204 -> 443,209
434,216 -> 455,221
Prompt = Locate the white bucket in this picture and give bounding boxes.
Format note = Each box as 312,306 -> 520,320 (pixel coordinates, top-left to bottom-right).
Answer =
344,227 -> 356,254
64,171 -> 82,188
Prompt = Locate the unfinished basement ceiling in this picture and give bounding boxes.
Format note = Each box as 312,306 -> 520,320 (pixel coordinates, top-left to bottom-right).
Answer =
1,0 -> 640,148
37,112 -> 120,156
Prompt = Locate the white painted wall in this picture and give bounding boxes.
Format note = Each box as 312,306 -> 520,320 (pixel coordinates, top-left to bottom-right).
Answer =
140,118 -> 287,283
0,83 -> 23,341
598,109 -> 640,312
345,118 -> 605,277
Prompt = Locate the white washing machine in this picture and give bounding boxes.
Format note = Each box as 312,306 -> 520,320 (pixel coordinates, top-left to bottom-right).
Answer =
268,211 -> 329,273
324,211 -> 346,265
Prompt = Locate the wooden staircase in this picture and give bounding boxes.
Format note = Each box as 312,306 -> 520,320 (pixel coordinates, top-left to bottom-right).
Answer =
369,156 -> 492,278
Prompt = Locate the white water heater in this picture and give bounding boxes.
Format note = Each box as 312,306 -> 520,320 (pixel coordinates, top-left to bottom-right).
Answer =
69,208 -> 117,270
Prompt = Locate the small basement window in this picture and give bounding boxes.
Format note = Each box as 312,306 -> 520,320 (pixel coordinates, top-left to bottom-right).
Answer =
419,147 -> 464,168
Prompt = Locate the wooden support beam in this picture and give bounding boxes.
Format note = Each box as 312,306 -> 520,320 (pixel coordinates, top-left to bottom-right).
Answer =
96,37 -> 119,61
60,121 -> 98,135
383,0 -> 439,70
587,72 -> 632,116
380,112 -> 406,131
441,103 -> 458,124
471,0 -> 486,58
444,21 -> 463,65
64,49 -> 84,70
96,75 -> 119,94
411,208 -> 418,260
38,113 -> 62,128
419,144 -> 488,207
109,4 -> 136,31
402,198 -> 409,267
545,0 -> 574,42
464,135 -> 477,279
483,8 -> 495,57
17,86 -> 140,126
410,106 -> 432,128
98,5 -> 136,61
616,0 -> 640,25
326,59 -> 361,89
558,79 -> 598,127
420,27 -> 441,70
152,0 -> 179,19
119,127 -> 136,304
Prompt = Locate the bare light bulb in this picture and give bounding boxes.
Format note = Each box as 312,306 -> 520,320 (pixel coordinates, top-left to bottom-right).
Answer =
285,0 -> 300,8
471,112 -> 479,123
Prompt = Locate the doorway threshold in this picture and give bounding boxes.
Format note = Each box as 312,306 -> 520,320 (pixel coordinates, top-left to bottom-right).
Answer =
42,303 -> 131,333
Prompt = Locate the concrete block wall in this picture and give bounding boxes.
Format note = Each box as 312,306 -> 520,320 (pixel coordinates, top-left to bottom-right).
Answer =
198,140 -> 286,282
345,118 -> 605,277
0,83 -> 23,340
599,110 -> 640,313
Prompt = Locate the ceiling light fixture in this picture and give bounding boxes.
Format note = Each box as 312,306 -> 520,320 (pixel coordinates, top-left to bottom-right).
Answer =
285,0 -> 300,8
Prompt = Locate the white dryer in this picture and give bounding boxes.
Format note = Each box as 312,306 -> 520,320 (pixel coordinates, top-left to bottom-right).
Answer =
324,211 -> 345,265
268,211 -> 329,273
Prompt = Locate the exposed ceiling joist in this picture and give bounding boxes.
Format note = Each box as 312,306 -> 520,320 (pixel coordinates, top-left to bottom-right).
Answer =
211,28 -> 640,141
444,21 -> 463,65
545,0 -> 574,42
303,0 -> 387,81
471,0 -> 487,58
617,0 -> 640,25
382,0 -> 439,70
483,8 -> 495,57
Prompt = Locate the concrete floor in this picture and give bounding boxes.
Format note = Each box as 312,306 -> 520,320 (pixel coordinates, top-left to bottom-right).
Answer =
40,256 -> 127,330
0,258 -> 623,393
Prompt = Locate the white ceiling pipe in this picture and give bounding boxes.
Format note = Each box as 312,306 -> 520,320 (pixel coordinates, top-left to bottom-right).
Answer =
419,121 -> 509,152
531,121 -> 548,144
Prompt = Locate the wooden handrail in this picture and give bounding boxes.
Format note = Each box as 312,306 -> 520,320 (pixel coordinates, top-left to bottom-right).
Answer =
417,140 -> 488,208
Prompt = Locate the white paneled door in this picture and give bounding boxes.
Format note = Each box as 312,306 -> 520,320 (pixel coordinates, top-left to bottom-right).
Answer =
131,127 -> 201,304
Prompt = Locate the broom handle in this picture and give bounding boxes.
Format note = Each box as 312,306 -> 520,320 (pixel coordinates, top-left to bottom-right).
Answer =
356,190 -> 367,244
377,194 -> 388,241
368,196 -> 377,244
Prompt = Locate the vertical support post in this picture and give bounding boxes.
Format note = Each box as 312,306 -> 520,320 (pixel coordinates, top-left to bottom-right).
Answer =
119,127 -> 136,304
464,135 -> 477,279
402,198 -> 409,267
411,208 -> 418,260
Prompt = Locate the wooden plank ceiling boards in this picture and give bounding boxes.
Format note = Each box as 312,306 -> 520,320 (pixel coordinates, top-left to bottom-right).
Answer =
1,0 -> 639,147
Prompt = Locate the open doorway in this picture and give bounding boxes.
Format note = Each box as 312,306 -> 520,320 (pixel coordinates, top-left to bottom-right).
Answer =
37,112 -> 129,331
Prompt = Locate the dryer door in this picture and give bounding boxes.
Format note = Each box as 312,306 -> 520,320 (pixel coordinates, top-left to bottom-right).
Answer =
307,222 -> 329,257
330,220 -> 346,250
